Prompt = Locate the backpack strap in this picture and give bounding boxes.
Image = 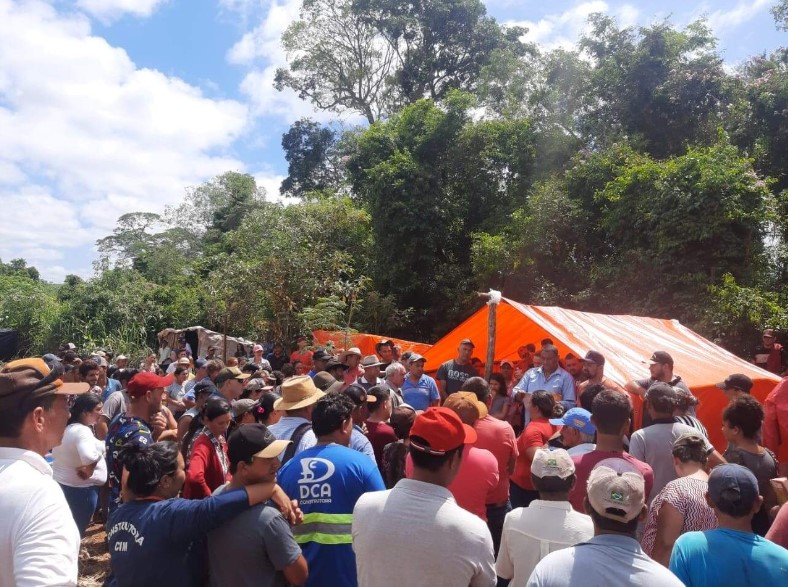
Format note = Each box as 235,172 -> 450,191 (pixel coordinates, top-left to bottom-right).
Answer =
282,422 -> 312,465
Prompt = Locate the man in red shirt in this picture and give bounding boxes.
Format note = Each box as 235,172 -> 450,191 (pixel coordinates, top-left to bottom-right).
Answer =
569,389 -> 654,512
764,376 -> 788,476
365,385 -> 397,469
460,377 -> 518,555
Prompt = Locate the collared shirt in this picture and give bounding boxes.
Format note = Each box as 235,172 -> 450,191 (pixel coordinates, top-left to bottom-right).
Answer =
353,478 -> 496,587
513,366 -> 575,426
0,447 -> 80,587
401,374 -> 440,411
527,534 -> 684,587
268,416 -> 317,460
496,500 -> 593,587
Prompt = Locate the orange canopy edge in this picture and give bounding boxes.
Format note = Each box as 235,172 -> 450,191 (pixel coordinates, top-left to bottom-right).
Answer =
312,330 -> 432,359
420,298 -> 781,450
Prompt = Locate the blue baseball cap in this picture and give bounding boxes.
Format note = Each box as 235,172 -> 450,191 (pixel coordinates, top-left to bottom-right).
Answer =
550,407 -> 596,435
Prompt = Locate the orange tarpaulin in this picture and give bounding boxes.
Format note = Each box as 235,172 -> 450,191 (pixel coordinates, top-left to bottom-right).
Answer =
311,330 -> 432,359
421,298 -> 781,450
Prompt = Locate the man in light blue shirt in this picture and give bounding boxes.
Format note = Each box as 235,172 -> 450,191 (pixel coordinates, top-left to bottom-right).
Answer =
528,460 -> 683,587
670,464 -> 788,586
513,345 -> 575,426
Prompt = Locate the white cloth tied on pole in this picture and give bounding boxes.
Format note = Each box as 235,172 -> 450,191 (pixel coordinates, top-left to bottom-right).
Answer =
486,289 -> 502,305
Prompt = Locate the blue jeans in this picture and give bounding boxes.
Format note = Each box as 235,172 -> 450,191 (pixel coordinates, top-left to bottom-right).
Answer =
60,484 -> 99,538
509,481 -> 539,510
486,500 -> 512,556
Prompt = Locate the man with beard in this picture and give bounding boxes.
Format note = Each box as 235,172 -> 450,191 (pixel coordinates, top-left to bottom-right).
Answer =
626,351 -> 696,427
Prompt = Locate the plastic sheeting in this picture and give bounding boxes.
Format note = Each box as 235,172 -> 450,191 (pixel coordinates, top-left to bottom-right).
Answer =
157,327 -> 254,360
312,330 -> 432,358
421,298 -> 781,450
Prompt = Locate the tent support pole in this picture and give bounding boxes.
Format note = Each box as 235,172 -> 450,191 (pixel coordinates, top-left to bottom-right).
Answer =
478,291 -> 499,381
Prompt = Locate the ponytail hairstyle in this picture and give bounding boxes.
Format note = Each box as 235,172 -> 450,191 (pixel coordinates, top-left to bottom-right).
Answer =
67,392 -> 103,425
182,396 -> 231,460
119,441 -> 180,498
531,390 -> 559,419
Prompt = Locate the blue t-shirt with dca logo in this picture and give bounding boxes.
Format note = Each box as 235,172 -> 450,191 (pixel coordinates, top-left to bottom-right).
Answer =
277,443 -> 385,587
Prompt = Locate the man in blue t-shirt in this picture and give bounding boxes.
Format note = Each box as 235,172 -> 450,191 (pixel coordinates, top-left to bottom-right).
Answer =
277,393 -> 385,587
670,463 -> 788,586
401,354 -> 440,411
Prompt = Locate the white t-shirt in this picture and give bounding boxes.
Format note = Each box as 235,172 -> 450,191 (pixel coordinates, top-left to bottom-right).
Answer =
51,423 -> 107,487
496,500 -> 593,586
0,447 -> 80,587
352,478 -> 496,587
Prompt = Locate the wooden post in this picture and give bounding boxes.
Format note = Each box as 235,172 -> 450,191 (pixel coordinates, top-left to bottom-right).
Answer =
477,290 -> 501,380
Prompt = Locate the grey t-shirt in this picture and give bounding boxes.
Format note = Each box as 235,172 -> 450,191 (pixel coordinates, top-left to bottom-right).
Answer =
101,390 -> 128,423
207,484 -> 302,587
629,421 -> 712,504
436,360 -> 477,395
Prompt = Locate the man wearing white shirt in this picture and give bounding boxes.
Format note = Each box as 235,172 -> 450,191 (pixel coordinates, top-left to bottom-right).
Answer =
0,357 -> 89,587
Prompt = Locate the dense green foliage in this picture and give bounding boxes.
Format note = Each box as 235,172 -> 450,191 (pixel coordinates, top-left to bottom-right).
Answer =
3,8 -> 788,360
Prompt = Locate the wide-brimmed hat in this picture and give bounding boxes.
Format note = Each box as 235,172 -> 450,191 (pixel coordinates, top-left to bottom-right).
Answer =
274,375 -> 325,410
0,358 -> 90,408
374,339 -> 394,353
361,355 -> 385,369
339,347 -> 362,362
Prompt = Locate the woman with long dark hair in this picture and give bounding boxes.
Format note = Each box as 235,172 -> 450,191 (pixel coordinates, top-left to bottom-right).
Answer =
51,392 -> 107,536
107,441 -> 298,586
183,397 -> 233,498
509,390 -> 561,508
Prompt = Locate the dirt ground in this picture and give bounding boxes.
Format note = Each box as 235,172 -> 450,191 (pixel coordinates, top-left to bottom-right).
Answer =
79,522 -> 109,587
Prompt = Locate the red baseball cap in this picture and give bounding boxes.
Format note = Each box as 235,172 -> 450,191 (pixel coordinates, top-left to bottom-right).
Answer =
127,372 -> 174,398
409,407 -> 477,455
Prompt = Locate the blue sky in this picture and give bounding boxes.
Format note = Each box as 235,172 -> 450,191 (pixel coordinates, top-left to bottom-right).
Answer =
0,0 -> 785,282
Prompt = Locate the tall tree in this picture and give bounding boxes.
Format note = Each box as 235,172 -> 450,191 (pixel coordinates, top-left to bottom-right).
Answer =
280,119 -> 340,197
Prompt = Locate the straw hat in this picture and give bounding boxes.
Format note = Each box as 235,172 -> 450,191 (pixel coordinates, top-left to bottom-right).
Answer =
273,375 -> 326,411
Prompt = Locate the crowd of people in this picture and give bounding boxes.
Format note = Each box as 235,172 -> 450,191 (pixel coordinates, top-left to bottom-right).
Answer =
1,331 -> 788,587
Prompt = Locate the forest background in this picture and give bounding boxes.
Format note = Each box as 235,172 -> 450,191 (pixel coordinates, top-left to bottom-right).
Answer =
2,0 -> 788,362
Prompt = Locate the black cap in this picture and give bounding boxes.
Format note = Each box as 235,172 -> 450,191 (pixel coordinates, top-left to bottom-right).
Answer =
716,374 -> 753,394
227,423 -> 291,465
325,358 -> 349,371
648,351 -> 673,366
312,349 -> 331,361
582,350 -> 605,366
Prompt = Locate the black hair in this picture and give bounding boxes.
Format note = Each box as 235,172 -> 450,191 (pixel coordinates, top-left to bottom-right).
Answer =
0,394 -> 57,437
525,343 -> 536,352
645,386 -> 677,415
271,371 -> 284,386
68,392 -> 102,425
488,373 -> 508,397
533,473 -> 575,495
312,393 -> 355,437
120,441 -> 180,498
531,390 -> 559,418
565,353 -> 577,360
367,384 -> 390,413
242,363 -> 258,374
173,367 -> 187,377
116,368 -> 139,386
203,396 -> 232,421
409,440 -> 464,472
672,435 -> 708,465
541,339 -> 555,347
587,501 -> 639,534
256,392 -> 280,424
580,383 -> 605,412
723,395 -> 764,440
107,366 -> 118,379
460,376 -> 490,402
390,406 -> 416,440
592,389 -> 632,434
79,360 -> 100,379
712,486 -> 757,517
281,363 -> 295,378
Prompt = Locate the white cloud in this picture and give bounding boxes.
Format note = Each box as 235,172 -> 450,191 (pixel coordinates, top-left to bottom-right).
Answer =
510,2 -> 640,52
75,0 -> 168,22
0,0 -> 250,280
705,0 -> 773,33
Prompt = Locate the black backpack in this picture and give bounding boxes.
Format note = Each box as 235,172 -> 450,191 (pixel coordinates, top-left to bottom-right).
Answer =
281,422 -> 312,465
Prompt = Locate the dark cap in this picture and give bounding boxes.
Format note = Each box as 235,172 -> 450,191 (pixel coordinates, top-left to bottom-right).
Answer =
215,367 -> 251,387
227,423 -> 291,465
0,358 -> 90,408
193,381 -> 216,397
581,350 -> 605,366
648,351 -> 673,366
324,358 -> 349,372
459,338 -> 475,348
194,358 -> 208,369
715,374 -> 753,394
708,463 -> 759,512
312,349 -> 331,362
644,382 -> 677,412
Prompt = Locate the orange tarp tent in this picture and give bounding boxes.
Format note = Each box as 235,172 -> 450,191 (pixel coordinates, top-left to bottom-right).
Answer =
421,298 -> 781,450
312,330 -> 432,359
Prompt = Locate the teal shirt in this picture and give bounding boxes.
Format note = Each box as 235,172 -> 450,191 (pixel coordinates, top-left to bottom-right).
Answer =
670,528 -> 788,586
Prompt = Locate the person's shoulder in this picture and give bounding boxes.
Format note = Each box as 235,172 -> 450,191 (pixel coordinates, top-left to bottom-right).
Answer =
468,445 -> 497,465
354,487 -> 391,511
674,529 -> 712,551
